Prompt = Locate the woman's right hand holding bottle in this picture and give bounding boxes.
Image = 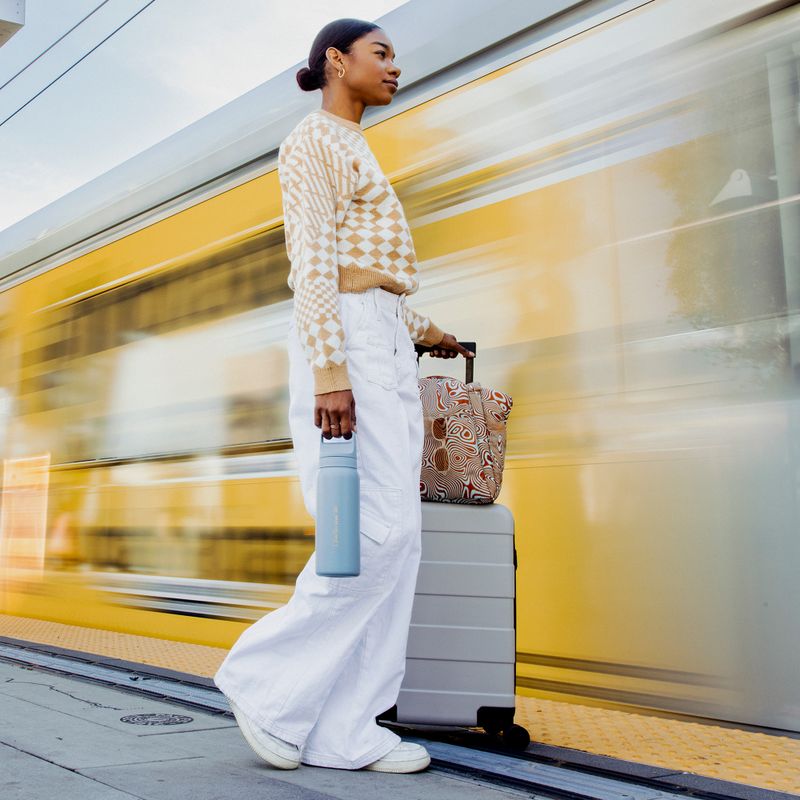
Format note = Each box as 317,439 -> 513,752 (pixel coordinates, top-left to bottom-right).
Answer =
315,389 -> 357,439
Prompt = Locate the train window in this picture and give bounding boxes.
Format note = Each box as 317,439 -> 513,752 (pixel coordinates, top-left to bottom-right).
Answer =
12,228 -> 292,462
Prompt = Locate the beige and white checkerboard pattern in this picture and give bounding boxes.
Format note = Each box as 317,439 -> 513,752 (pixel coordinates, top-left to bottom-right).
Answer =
278,110 -> 444,395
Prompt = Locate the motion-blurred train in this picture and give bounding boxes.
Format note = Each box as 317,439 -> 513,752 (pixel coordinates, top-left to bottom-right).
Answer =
1,0 -> 799,732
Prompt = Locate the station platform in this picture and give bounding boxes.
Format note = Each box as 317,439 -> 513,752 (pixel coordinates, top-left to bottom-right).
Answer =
0,654 -> 532,800
1,613 -> 798,799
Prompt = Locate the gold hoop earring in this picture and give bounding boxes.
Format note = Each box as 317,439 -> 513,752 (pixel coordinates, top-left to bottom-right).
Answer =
337,67 -> 345,78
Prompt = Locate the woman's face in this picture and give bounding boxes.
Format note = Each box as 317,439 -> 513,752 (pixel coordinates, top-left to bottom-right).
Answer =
329,28 -> 401,105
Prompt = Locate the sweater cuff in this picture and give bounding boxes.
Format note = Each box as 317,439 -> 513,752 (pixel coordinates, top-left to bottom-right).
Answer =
418,321 -> 446,347
313,363 -> 352,395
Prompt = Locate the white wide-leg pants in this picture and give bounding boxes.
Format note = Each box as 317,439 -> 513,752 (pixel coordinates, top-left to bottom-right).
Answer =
214,287 -> 425,770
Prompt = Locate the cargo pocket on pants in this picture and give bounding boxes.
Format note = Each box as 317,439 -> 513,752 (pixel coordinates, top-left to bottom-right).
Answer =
359,506 -> 392,545
323,485 -> 402,594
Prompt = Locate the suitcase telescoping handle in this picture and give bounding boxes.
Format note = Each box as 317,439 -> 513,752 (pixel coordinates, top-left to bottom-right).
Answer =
414,341 -> 476,383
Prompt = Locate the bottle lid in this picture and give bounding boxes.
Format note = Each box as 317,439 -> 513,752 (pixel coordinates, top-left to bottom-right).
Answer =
319,431 -> 358,466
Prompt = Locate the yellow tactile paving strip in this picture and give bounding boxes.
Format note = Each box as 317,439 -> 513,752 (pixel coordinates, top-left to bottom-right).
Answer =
2,614 -> 799,794
513,697 -> 800,793
0,613 -> 228,678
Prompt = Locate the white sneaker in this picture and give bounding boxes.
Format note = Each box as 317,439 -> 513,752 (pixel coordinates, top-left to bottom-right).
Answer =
229,698 -> 301,769
363,741 -> 431,773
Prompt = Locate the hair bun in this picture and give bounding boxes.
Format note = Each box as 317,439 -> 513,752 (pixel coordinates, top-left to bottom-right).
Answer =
296,66 -> 319,92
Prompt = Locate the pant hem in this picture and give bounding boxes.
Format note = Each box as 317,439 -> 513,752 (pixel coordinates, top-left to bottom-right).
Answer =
300,729 -> 400,770
215,674 -> 306,748
217,673 -> 401,769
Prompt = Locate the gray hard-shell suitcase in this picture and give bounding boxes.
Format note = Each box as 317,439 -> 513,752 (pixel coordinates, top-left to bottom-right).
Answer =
377,343 -> 530,750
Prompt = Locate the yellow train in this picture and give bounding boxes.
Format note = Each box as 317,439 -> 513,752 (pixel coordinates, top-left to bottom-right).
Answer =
2,0 -> 800,731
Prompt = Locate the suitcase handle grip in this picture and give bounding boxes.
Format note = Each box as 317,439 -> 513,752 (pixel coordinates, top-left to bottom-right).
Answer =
414,341 -> 476,383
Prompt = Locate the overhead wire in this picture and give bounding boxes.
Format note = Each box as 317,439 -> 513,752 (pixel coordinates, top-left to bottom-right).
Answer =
0,0 -> 113,93
0,0 -> 158,130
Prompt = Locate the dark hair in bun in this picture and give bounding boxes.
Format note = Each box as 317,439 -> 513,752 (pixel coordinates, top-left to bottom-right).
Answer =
296,18 -> 380,92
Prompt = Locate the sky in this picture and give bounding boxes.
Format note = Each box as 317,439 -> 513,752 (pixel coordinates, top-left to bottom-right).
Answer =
0,0 -> 407,233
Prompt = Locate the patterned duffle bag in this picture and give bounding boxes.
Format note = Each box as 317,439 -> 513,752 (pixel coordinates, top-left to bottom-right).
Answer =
415,342 -> 513,504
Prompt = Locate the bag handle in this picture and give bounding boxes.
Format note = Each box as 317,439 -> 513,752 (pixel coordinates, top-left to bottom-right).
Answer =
415,341 -> 476,383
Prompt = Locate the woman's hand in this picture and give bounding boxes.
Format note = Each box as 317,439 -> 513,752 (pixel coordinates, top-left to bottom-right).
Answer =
315,389 -> 357,439
429,333 -> 475,359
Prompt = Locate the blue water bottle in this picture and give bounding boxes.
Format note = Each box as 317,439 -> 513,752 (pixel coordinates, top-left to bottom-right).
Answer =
315,431 -> 360,576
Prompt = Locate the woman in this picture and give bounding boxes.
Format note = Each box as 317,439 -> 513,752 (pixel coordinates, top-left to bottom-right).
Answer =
214,18 -> 473,775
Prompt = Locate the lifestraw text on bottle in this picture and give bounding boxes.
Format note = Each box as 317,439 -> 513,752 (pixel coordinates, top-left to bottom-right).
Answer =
332,505 -> 339,548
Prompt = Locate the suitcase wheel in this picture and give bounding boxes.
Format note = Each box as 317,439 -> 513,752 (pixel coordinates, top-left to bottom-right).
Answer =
501,723 -> 531,751
478,708 -> 531,751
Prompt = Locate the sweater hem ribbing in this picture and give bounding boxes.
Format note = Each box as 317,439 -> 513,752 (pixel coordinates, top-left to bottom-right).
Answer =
313,363 -> 352,395
338,268 -> 411,294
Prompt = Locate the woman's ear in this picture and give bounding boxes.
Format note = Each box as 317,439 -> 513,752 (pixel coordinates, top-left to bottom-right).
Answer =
325,47 -> 342,73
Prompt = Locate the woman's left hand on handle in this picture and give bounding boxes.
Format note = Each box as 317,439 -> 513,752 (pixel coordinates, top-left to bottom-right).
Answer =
429,333 -> 474,359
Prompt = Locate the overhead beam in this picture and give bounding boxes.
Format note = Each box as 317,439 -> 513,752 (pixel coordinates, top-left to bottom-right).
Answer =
0,0 -> 24,47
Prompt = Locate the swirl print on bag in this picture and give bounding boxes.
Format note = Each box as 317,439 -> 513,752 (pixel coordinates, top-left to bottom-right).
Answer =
418,375 -> 513,504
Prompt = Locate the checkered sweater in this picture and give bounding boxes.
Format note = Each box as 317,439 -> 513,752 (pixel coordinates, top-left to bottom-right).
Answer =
278,108 -> 445,395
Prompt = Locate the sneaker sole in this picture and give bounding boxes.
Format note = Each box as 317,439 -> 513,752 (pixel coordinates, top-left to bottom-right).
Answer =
230,703 -> 300,770
363,754 -> 431,773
